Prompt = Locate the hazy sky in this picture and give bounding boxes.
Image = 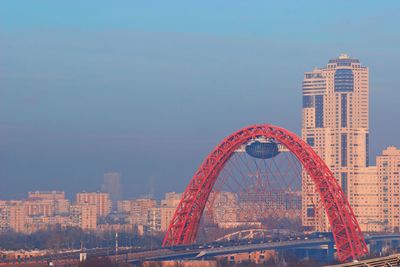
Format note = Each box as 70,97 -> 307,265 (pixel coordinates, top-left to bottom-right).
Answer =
1,1 -> 400,200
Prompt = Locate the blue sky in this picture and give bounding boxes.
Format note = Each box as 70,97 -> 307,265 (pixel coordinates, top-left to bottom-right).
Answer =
1,1 -> 400,199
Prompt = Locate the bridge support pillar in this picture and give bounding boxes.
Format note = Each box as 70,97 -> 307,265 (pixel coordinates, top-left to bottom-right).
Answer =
327,242 -> 334,263
391,240 -> 399,252
376,241 -> 384,255
304,249 -> 309,261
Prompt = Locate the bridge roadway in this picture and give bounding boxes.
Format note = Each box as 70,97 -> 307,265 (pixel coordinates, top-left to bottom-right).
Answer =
1,234 -> 399,266
0,238 -> 334,266
128,234 -> 400,262
129,238 -> 333,263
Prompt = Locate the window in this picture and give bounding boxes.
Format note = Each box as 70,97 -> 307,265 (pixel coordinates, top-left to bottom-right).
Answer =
307,207 -> 315,217
341,173 -> 348,196
366,133 -> 369,167
335,69 -> 354,92
315,95 -> 324,128
341,134 -> 347,167
303,95 -> 313,108
341,94 -> 347,128
307,137 -> 315,146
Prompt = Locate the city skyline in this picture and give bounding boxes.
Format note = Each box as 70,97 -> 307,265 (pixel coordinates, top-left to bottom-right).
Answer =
3,2 -> 400,265
1,52 -> 398,201
1,2 -> 400,201
2,53 -> 398,237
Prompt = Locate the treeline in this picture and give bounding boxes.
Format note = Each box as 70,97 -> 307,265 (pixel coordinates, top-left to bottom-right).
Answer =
0,226 -> 164,251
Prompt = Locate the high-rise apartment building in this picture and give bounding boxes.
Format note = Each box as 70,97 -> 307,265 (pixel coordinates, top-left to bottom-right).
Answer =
70,204 -> 97,230
102,172 -> 123,210
0,201 -> 27,233
352,167 -> 381,232
76,192 -> 111,218
130,198 -> 157,226
377,146 -> 400,232
117,198 -> 157,226
147,207 -> 161,233
161,192 -> 182,208
117,200 -> 133,213
28,191 -> 70,214
160,192 -> 182,232
24,199 -> 55,217
212,192 -> 239,228
302,54 -> 369,231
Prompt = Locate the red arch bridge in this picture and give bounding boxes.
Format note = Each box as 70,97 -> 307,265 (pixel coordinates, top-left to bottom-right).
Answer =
162,124 -> 368,262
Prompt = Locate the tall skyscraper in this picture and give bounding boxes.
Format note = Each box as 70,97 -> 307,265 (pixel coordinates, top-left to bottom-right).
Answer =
301,54 -> 369,231
102,172 -> 123,210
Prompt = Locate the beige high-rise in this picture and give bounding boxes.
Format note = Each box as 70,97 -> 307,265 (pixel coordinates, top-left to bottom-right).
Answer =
28,191 -> 70,214
302,54 -> 370,231
0,201 -> 27,233
377,146 -> 400,232
76,192 -> 111,218
70,203 -> 97,230
160,192 -> 182,231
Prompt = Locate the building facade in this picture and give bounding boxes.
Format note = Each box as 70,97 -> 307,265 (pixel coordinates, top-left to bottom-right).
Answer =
377,146 -> 400,232
0,201 -> 27,233
76,192 -> 111,218
160,192 -> 182,231
70,203 -> 97,230
352,166 -> 381,232
147,207 -> 161,233
28,191 -> 70,214
302,54 -> 369,231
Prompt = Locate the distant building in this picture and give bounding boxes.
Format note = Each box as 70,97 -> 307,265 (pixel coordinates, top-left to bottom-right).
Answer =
0,201 -> 27,233
352,167 -> 382,232
147,207 -> 161,233
377,146 -> 400,232
0,250 -> 48,261
160,207 -> 176,232
160,192 -> 182,231
161,192 -> 182,207
70,203 -> 97,230
210,192 -> 239,228
28,191 -> 70,214
130,199 -> 157,225
102,172 -> 123,210
25,215 -> 69,233
117,198 -> 157,227
216,250 -> 276,265
24,198 -> 55,217
117,200 -> 133,213
76,192 -> 111,218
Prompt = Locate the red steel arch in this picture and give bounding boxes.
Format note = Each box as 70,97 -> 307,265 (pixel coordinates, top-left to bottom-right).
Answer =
162,124 -> 368,262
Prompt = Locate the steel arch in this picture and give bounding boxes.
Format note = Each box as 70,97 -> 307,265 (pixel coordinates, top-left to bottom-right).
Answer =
162,124 -> 368,262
